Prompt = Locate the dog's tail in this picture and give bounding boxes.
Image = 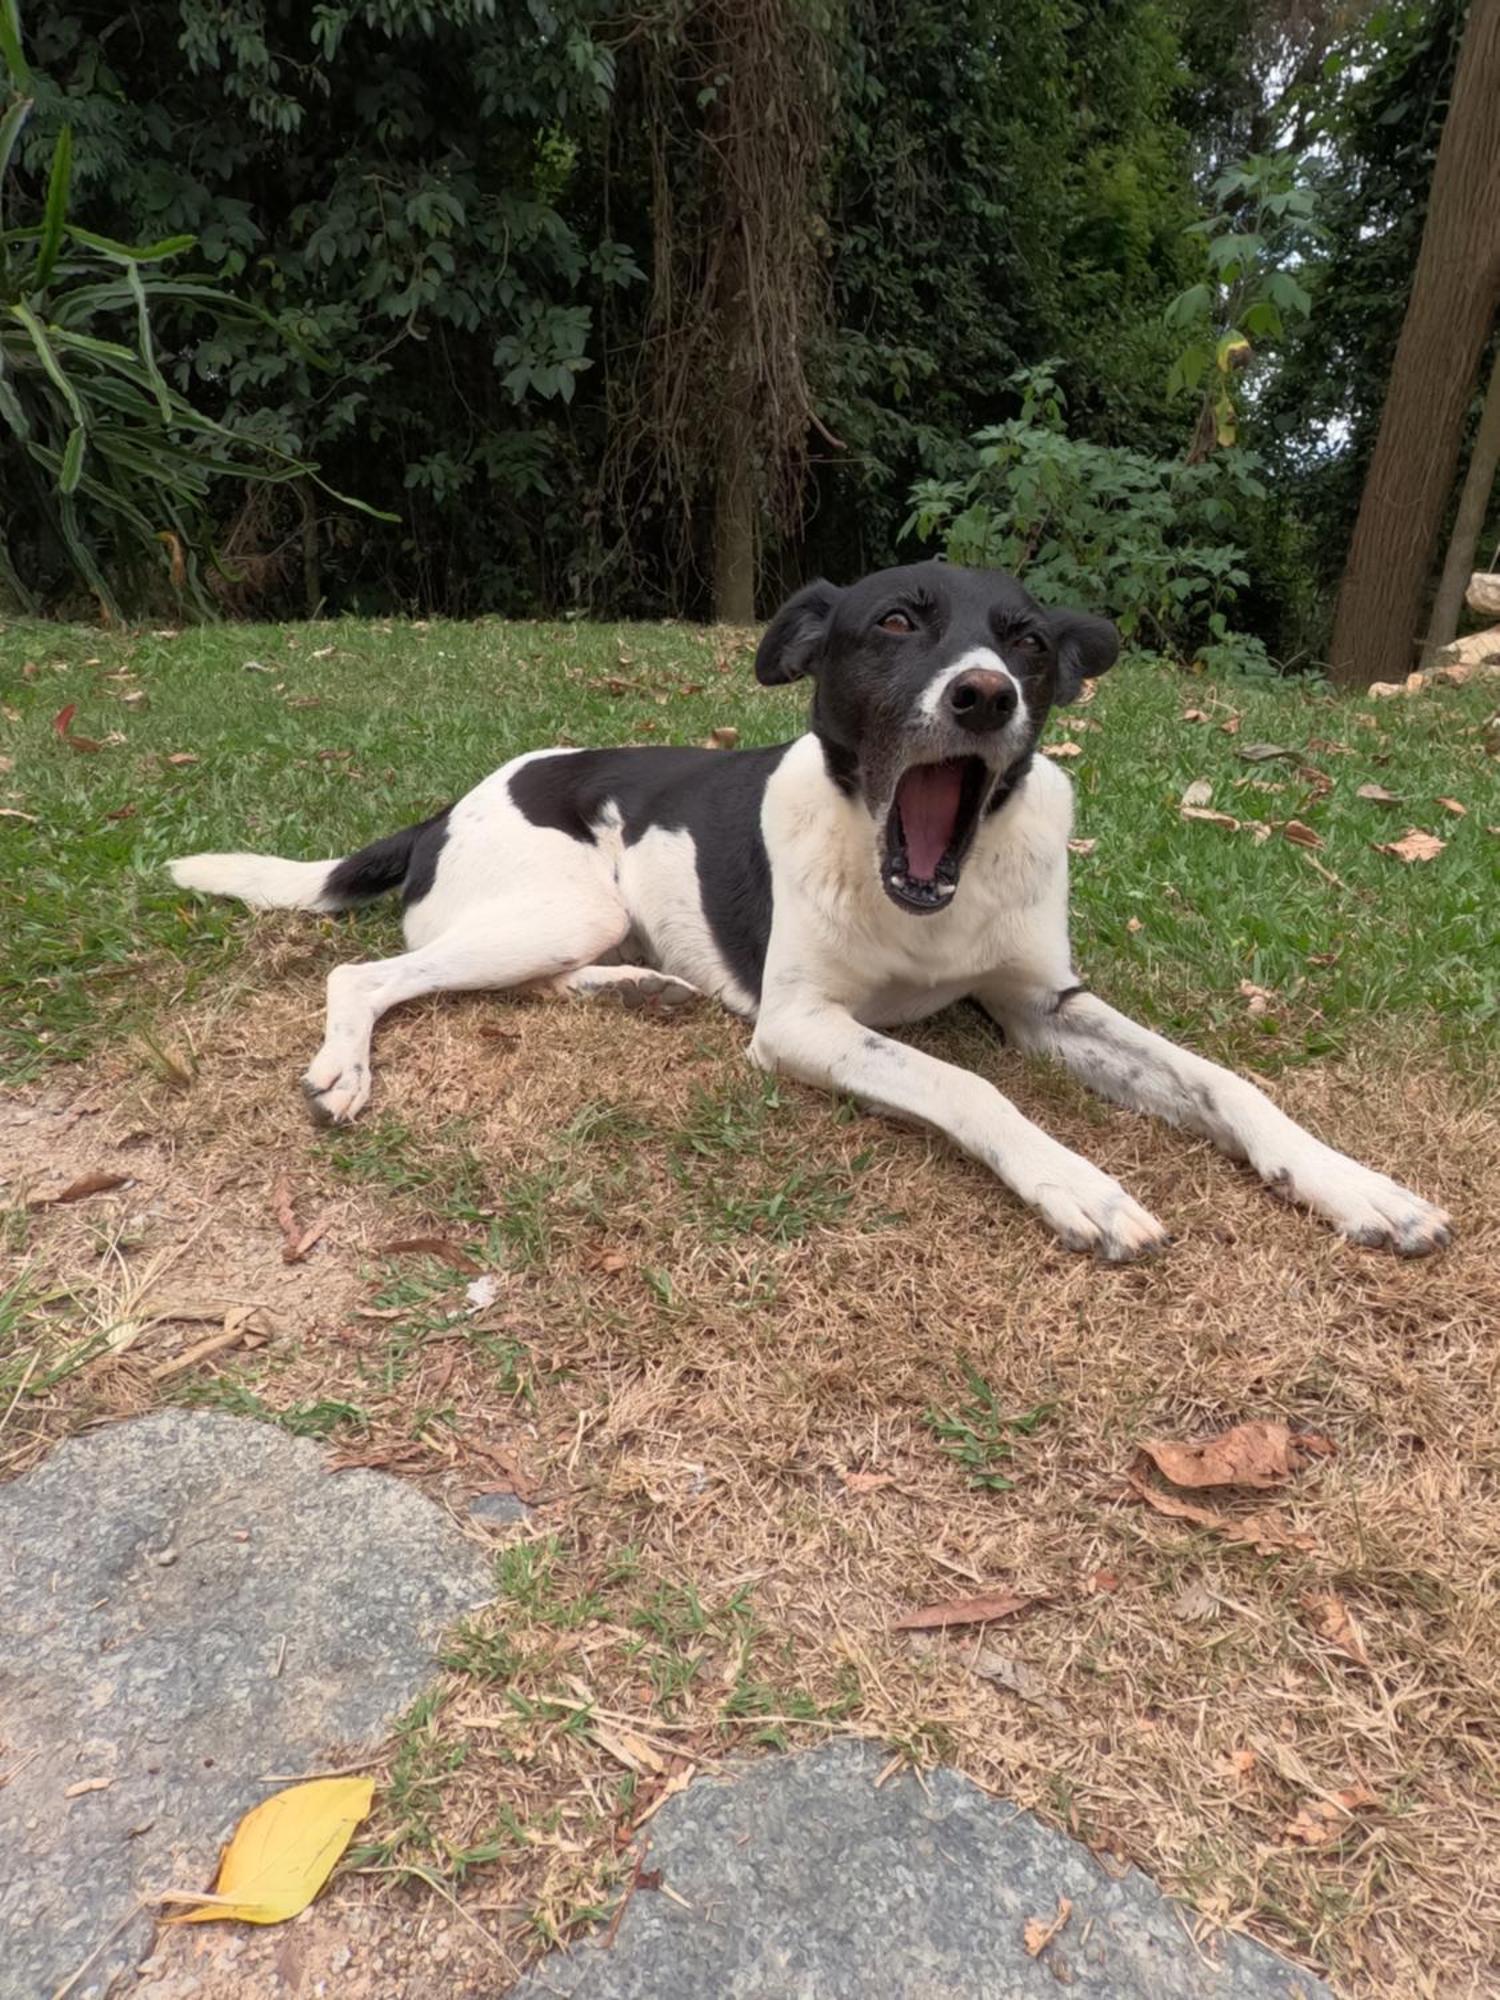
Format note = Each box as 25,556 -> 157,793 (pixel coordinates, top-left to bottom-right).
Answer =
168,809 -> 450,913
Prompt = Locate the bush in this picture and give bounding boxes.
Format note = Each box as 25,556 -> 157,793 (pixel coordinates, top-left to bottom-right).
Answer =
904,362 -> 1270,660
1,14 -> 381,617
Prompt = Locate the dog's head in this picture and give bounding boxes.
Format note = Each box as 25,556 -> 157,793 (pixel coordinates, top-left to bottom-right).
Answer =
755,561 -> 1118,915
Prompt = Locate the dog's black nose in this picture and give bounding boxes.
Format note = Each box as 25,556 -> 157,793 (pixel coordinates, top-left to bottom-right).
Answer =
947,669 -> 1017,734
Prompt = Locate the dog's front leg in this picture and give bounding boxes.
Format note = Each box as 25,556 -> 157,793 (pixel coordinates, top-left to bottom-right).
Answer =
750,998 -> 1168,1261
988,985 -> 1451,1256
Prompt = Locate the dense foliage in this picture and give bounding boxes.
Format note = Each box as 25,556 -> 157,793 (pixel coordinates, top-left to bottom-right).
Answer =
0,0 -> 1491,657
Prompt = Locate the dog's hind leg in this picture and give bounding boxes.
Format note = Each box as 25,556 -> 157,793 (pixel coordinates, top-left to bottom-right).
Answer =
302,891 -> 629,1125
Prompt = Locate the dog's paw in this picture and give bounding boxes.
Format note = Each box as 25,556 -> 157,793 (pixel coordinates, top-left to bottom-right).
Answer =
615,971 -> 699,1014
1281,1155 -> 1451,1257
1035,1168 -> 1170,1263
301,1055 -> 370,1126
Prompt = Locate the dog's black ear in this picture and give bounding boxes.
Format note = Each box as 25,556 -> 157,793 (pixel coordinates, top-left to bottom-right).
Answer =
1048,608 -> 1120,703
755,579 -> 842,686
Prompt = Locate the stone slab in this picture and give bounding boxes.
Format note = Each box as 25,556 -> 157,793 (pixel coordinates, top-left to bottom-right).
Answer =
506,1739 -> 1333,2000
0,1411 -> 491,2000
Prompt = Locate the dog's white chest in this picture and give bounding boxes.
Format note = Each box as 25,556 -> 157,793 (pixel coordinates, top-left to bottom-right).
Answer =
761,736 -> 1074,1012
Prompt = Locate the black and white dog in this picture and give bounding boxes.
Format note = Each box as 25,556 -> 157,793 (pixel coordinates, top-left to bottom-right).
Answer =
170,562 -> 1450,1261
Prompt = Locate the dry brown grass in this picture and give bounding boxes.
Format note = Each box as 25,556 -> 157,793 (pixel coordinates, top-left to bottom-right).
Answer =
5,925 -> 1499,1996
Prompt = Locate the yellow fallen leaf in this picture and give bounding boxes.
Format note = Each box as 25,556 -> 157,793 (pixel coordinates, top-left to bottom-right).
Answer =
162,1776 -> 374,1925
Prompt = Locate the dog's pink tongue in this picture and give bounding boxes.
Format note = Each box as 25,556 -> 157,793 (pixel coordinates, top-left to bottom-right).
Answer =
897,761 -> 962,879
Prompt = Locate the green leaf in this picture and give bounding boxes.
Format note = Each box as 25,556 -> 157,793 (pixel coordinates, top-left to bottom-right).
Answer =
59,422 -> 85,493
0,339 -> 30,438
9,301 -> 85,425
66,224 -> 196,264
0,95 -> 32,213
125,259 -> 172,418
57,493 -> 121,621
34,123 -> 73,291
0,0 -> 30,89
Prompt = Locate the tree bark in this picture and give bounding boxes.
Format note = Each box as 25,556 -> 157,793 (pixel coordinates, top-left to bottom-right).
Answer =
298,478 -> 322,619
1423,339 -> 1500,662
712,211 -> 757,625
713,421 -> 757,624
1329,0 -> 1500,688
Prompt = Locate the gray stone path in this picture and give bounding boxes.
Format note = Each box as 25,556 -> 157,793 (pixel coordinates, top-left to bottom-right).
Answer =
507,1740 -> 1334,2000
0,1411 -> 490,2000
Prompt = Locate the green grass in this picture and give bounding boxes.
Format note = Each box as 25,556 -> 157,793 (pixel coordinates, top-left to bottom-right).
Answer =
922,1359 -> 1054,1491
2,613 -> 1496,1082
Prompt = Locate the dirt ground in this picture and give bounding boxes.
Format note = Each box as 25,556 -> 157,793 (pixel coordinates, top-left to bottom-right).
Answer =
4,926 -> 1499,1997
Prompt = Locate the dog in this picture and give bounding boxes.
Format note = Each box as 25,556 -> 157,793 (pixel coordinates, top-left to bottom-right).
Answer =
169,561 -> 1450,1262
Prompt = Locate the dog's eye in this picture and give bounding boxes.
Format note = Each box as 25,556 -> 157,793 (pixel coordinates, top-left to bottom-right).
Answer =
1014,632 -> 1046,656
877,609 -> 914,635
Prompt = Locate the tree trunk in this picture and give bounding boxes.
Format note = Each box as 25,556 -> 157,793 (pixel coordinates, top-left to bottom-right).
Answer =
713,423 -> 757,624
298,478 -> 322,619
1329,0 -> 1500,688
712,212 -> 757,624
1423,338 -> 1500,662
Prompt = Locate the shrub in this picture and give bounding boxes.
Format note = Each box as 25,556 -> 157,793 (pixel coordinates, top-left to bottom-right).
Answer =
904,362 -> 1270,660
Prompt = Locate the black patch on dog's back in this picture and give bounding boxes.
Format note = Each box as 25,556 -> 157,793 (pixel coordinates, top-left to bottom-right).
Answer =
510,746 -> 790,998
324,806 -> 452,909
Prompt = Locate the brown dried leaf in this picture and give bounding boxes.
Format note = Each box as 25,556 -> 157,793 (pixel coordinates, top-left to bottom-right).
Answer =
1236,743 -> 1297,763
1222,1747 -> 1257,1786
1238,981 -> 1275,1018
893,1591 -> 1036,1632
1089,1569 -> 1121,1594
28,1170 -> 129,1208
52,703 -> 103,753
701,725 -> 739,750
1140,1421 -> 1320,1491
1374,828 -> 1446,864
1180,806 -> 1240,829
1126,915 -> 1143,934
272,1176 -> 301,1257
1042,740 -> 1083,759
1022,1897 -> 1072,1957
592,1723 -> 667,1778
1220,713 -> 1241,735
1180,778 -> 1213,808
1067,837 -> 1097,856
1300,1591 -> 1371,1668
64,1775 -> 113,1797
383,1236 -> 481,1276
1281,819 -> 1323,850
1283,1785 -> 1379,1846
1356,782 -> 1402,803
283,1213 -> 332,1265
1435,795 -> 1467,816
841,1469 -> 896,1494
585,1248 -> 632,1275
165,752 -> 199,767
1181,707 -> 1210,723
1367,681 -> 1405,700
1126,1474 -> 1316,1556
966,1649 -> 1066,1720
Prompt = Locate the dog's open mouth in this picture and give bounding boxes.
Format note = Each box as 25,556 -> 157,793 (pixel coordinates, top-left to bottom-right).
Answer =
882,756 -> 989,913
